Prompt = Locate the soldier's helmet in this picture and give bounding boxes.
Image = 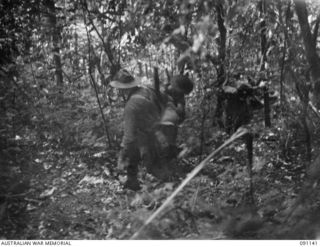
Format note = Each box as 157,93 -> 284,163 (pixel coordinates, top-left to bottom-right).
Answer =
170,75 -> 194,95
110,69 -> 139,89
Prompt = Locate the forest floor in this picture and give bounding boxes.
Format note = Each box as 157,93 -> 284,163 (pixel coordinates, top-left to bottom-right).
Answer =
1,91 -> 320,240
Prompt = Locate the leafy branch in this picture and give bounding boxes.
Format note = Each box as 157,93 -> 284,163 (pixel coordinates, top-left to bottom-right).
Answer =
82,3 -> 112,148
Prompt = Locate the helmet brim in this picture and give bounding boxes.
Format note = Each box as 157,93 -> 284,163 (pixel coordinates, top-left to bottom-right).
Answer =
110,78 -> 140,89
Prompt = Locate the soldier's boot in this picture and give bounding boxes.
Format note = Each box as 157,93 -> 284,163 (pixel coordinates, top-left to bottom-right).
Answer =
147,162 -> 172,181
124,164 -> 141,191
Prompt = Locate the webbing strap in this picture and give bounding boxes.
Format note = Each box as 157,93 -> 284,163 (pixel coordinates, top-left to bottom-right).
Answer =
130,92 -> 164,113
130,94 -> 151,102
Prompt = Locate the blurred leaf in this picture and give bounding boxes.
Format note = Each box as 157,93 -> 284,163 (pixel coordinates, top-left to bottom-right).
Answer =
43,162 -> 52,170
252,157 -> 265,172
93,151 -> 106,157
130,194 -> 144,208
79,175 -> 104,185
39,187 -> 56,198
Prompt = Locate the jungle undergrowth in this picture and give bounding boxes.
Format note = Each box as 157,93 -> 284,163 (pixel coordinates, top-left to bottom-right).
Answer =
1,89 -> 319,240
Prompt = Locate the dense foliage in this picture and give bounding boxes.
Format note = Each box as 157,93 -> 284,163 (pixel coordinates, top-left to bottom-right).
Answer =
1,0 -> 320,240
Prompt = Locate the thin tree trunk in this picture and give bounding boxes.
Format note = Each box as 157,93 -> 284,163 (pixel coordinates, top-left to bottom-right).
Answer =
294,0 -> 320,108
145,64 -> 149,78
46,0 -> 63,87
259,0 -> 271,127
259,0 -> 267,72
138,62 -> 143,76
73,32 -> 79,73
215,1 -> 226,85
279,43 -> 286,108
277,1 -> 288,109
213,1 -> 227,127
263,86 -> 271,127
246,133 -> 254,204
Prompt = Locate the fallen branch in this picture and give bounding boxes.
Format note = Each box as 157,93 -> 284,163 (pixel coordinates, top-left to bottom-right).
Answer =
309,101 -> 320,120
130,127 -> 249,239
0,191 -> 31,198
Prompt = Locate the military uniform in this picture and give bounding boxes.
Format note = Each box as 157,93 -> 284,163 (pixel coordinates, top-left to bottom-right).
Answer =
110,69 -> 193,190
118,86 -> 184,190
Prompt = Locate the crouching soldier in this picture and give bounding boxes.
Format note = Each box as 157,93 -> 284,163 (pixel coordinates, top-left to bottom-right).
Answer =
110,69 -> 193,190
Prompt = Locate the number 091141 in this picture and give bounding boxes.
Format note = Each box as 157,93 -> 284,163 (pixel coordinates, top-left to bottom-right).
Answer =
300,241 -> 318,246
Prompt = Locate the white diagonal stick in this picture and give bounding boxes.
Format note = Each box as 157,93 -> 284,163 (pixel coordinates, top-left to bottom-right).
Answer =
130,128 -> 249,239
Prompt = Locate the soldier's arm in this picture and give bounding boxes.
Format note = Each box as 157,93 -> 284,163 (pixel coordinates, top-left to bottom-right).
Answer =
117,101 -> 138,169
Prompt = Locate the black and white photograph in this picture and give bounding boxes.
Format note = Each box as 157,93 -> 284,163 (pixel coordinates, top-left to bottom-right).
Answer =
0,0 -> 320,241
